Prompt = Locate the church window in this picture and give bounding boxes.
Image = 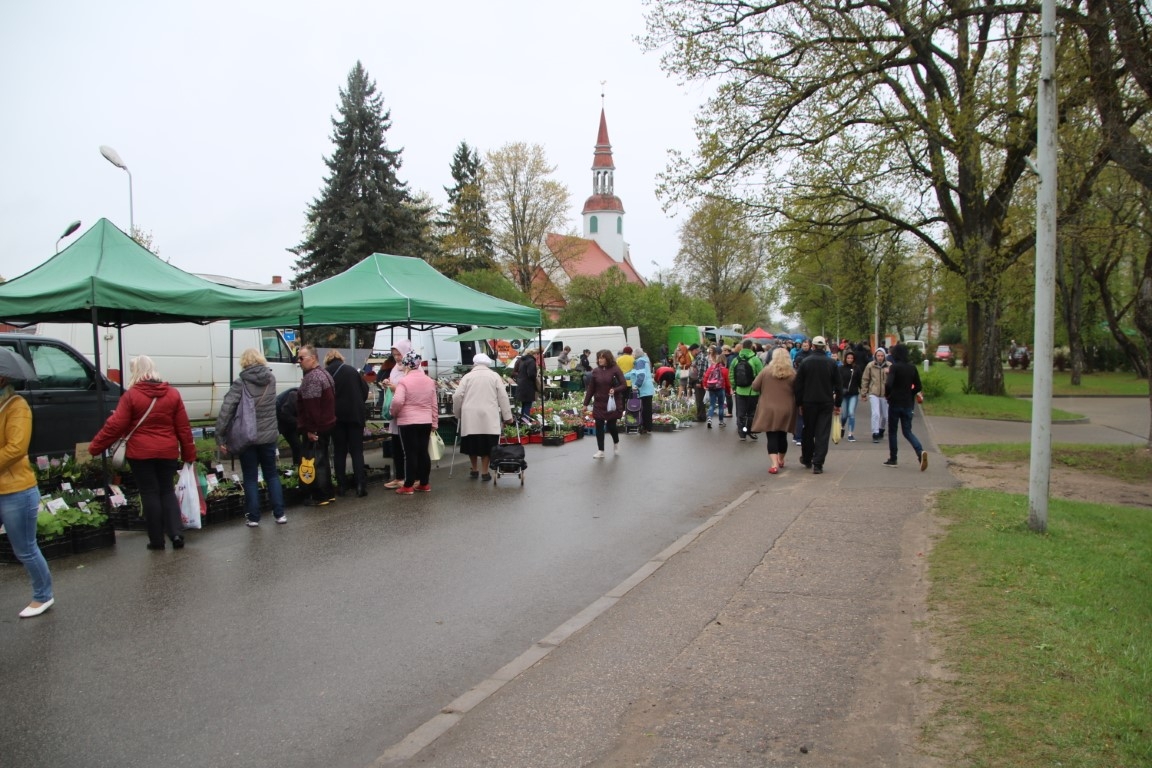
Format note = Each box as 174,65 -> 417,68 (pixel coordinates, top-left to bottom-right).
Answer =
616,217 -> 622,234
590,216 -> 598,234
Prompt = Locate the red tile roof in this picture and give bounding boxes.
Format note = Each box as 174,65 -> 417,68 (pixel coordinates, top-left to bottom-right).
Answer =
592,108 -> 615,170
545,234 -> 645,285
582,194 -> 625,214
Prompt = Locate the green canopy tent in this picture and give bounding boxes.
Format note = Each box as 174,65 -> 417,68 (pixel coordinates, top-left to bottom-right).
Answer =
442,327 -> 537,342
0,218 -> 303,425
230,253 -> 541,330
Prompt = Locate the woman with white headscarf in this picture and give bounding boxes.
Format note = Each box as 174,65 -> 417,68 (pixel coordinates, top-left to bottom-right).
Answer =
389,348 -> 438,494
452,353 -> 513,481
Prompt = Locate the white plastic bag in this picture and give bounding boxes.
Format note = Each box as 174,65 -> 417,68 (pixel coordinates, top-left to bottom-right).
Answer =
176,462 -> 203,530
428,431 -> 445,461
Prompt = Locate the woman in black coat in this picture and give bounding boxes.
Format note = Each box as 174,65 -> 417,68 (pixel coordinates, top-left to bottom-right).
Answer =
325,350 -> 370,497
583,349 -> 626,459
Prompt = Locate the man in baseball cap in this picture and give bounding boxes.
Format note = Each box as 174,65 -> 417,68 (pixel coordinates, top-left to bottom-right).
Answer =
793,334 -> 840,474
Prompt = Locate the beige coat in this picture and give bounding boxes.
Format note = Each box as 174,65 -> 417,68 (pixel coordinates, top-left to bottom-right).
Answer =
452,365 -> 512,437
749,368 -> 798,435
859,356 -> 890,398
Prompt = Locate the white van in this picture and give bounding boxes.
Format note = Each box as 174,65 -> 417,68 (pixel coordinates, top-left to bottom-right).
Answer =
370,326 -> 475,378
536,326 -> 641,369
34,321 -> 300,421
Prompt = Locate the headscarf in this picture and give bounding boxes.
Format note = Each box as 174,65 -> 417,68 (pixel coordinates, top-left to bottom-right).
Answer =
402,351 -> 422,371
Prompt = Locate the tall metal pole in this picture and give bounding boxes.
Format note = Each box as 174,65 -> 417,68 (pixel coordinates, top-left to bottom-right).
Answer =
1028,0 -> 1057,533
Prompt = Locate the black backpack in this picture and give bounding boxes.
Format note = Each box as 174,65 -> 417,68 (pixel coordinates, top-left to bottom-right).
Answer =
734,356 -> 754,388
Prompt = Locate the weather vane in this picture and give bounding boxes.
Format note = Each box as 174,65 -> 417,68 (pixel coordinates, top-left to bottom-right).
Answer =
600,80 -> 607,106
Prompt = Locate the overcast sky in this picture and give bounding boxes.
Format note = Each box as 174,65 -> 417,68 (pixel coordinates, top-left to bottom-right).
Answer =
1,0 -> 706,288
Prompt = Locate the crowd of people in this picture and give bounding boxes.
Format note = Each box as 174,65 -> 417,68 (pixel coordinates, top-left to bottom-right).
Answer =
661,334 -> 929,476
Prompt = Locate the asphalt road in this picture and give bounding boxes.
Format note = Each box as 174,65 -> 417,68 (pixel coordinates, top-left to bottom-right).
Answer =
1,424 -> 762,768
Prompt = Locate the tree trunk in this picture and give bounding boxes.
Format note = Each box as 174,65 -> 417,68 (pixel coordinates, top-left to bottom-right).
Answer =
1134,246 -> 1152,447
965,275 -> 1006,396
1057,241 -> 1086,386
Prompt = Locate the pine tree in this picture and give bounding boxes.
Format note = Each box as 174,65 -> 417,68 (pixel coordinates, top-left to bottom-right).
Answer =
292,61 -> 431,287
434,141 -> 495,276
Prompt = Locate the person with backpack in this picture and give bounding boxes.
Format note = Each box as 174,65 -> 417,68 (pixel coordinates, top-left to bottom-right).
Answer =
216,348 -> 286,527
703,347 -> 731,429
729,339 -> 764,441
275,387 -> 302,467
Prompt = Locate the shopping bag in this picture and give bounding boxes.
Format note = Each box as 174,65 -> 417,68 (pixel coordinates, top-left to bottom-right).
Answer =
606,393 -> 617,412
832,414 -> 842,444
299,453 -> 316,484
428,431 -> 445,461
176,462 -> 203,529
109,438 -> 128,469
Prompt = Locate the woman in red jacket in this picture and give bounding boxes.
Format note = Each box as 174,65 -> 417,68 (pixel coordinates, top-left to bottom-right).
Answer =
90,355 -> 197,551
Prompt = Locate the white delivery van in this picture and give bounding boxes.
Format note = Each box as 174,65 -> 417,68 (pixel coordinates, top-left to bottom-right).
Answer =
370,326 -> 475,378
536,326 -> 641,369
34,321 -> 300,421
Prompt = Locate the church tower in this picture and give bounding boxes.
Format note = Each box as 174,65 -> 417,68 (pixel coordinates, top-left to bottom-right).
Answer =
581,108 -> 627,263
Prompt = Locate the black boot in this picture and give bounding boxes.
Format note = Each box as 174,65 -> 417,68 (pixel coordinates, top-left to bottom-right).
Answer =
356,481 -> 368,498
334,475 -> 347,497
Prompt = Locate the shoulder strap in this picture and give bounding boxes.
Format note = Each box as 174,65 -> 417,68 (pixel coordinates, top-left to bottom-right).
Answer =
125,397 -> 158,440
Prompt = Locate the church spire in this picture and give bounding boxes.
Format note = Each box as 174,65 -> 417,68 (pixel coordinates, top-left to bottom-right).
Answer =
582,103 -> 626,262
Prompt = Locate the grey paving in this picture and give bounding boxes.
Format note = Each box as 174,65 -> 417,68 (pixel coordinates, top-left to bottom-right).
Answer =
1,398 -> 1143,768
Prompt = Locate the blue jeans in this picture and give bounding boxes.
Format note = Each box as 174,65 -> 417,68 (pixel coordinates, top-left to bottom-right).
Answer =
0,486 -> 53,602
240,442 -> 285,523
887,405 -> 923,461
840,394 -> 859,433
707,389 -> 725,421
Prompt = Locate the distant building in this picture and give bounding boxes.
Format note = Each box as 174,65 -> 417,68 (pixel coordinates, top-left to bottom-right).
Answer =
534,108 -> 645,318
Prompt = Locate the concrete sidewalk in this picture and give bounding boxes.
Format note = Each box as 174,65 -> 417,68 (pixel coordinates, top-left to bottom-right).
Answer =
377,411 -> 959,767
376,397 -> 1146,767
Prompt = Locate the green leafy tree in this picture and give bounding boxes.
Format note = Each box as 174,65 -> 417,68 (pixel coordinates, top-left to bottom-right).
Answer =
673,197 -> 772,327
292,61 -> 431,289
436,141 -> 495,277
642,1 -> 1105,394
454,268 -> 535,308
485,142 -> 574,302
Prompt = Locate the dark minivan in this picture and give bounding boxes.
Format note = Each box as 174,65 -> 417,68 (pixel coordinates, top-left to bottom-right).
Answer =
0,334 -> 122,458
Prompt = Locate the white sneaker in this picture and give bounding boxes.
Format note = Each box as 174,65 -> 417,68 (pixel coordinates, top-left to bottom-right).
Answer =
275,515 -> 288,524
613,442 -> 621,454
592,450 -> 605,459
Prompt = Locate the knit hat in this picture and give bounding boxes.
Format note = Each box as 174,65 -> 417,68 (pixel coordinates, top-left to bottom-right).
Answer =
622,346 -> 633,355
472,353 -> 494,367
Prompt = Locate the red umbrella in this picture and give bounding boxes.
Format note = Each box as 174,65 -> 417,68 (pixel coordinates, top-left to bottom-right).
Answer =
742,327 -> 774,340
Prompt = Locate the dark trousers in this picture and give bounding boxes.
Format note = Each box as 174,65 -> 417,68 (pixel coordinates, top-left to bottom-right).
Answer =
639,395 -> 653,432
694,385 -> 706,420
390,431 -> 406,483
330,420 -> 366,489
132,458 -> 182,546
594,418 -> 620,450
800,401 -> 834,469
278,418 -> 302,466
735,393 -> 758,435
399,423 -> 432,488
764,431 -> 790,455
306,432 -> 335,501
887,405 -> 923,461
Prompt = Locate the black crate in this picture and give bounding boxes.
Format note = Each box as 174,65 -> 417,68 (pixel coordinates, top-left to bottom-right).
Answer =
71,523 -> 117,554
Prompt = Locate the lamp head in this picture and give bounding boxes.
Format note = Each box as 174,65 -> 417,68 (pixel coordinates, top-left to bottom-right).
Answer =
99,145 -> 127,169
61,220 -> 82,238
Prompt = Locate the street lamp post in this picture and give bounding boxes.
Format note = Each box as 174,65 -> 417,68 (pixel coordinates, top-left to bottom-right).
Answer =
99,145 -> 134,233
56,220 -> 81,253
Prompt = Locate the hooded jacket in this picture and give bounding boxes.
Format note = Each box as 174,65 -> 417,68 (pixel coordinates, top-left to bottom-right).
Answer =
326,358 -> 370,426
625,354 -> 656,397
89,379 -> 196,463
216,364 -> 279,448
729,347 -> 765,397
860,350 -> 890,398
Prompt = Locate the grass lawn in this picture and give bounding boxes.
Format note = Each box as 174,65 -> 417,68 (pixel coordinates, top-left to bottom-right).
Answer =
922,392 -> 1083,421
928,489 -> 1152,767
938,443 -> 1152,485
923,364 -> 1148,397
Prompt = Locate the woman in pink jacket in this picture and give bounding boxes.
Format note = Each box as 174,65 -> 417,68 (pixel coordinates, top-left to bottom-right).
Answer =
389,350 -> 439,494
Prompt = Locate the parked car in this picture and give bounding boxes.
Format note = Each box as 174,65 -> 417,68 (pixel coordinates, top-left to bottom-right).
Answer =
934,344 -> 953,362
1009,345 -> 1030,370
0,333 -> 122,457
